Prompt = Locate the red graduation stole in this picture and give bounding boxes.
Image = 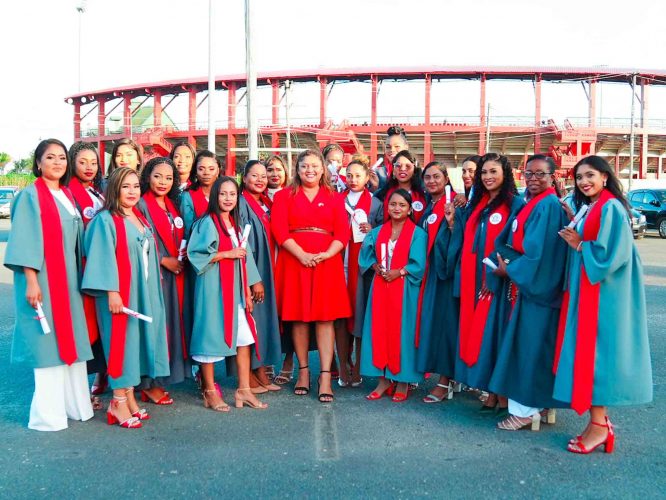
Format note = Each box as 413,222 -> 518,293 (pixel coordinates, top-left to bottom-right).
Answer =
108,208 -> 151,378
511,188 -> 556,254
383,155 -> 393,180
459,195 -> 511,366
242,190 -> 275,264
211,214 -> 260,356
34,178 -> 79,365
67,177 -> 102,344
414,197 -> 448,346
189,188 -> 209,218
555,189 -> 614,415
382,187 -> 427,224
370,218 -> 416,374
343,189 -> 372,332
142,191 -> 187,359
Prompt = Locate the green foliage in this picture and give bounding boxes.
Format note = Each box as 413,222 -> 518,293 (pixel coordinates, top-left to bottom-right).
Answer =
0,152 -> 10,165
13,155 -> 34,174
0,173 -> 35,188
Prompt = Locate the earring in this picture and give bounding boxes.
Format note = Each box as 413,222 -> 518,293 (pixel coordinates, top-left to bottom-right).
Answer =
603,180 -> 607,187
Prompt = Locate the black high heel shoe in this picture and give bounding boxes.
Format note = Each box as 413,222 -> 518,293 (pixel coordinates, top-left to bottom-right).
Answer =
317,370 -> 334,403
294,365 -> 310,396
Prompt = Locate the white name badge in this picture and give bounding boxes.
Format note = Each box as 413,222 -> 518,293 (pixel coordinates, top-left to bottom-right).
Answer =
412,201 -> 424,212
174,216 -> 184,229
489,212 -> 503,225
427,213 -> 438,224
82,206 -> 96,219
511,219 -> 518,232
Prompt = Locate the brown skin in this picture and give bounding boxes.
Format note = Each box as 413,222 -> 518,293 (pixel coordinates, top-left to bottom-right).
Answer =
194,157 -> 220,197
172,145 -> 194,184
149,163 -> 184,275
74,149 -> 99,188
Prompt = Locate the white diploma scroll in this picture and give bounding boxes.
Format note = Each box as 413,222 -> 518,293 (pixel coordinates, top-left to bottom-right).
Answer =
370,158 -> 384,171
239,224 -> 252,249
445,185 -> 452,204
567,204 -> 589,229
380,243 -> 387,270
177,239 -> 188,261
482,257 -> 498,271
35,302 -> 51,334
351,209 -> 368,243
122,307 -> 153,323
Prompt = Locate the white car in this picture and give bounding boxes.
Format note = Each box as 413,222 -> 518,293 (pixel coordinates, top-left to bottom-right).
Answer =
0,187 -> 18,218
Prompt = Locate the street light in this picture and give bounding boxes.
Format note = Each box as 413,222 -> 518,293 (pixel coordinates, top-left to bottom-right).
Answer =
76,1 -> 87,93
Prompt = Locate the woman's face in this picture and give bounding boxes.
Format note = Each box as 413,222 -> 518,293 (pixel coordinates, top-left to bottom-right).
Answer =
346,163 -> 369,192
575,164 -> 607,200
115,144 -> 139,170
461,161 -> 477,189
393,155 -> 415,184
297,154 -> 324,187
74,149 -> 98,184
196,157 -> 220,187
243,163 -> 268,195
217,181 -> 238,213
119,172 -> 141,209
266,160 -> 286,189
148,163 -> 174,197
385,135 -> 408,161
325,149 -> 344,172
173,145 -> 194,181
423,166 -> 447,196
387,193 -> 411,221
480,160 -> 504,194
38,144 -> 68,183
524,159 -> 553,197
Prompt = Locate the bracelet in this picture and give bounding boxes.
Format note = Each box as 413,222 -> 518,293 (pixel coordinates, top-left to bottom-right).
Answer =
576,241 -> 583,252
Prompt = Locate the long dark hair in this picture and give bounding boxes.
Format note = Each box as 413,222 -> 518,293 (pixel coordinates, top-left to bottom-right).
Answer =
378,150 -> 424,201
290,149 -> 333,193
140,157 -> 181,205
468,153 -> 517,214
387,188 -> 415,222
169,141 -> 196,162
188,150 -> 222,190
67,141 -> 102,191
109,138 -> 143,175
525,154 -> 563,198
572,155 -> 631,215
205,176 -> 241,225
265,155 -> 289,187
33,139 -> 71,186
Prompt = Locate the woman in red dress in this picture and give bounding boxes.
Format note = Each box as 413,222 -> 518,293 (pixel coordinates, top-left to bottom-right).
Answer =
271,149 -> 351,403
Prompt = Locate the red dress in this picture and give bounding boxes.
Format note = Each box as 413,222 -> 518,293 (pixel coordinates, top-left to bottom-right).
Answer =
271,187 -> 352,322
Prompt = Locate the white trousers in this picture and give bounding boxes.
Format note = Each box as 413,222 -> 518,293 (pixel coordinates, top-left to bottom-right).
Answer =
192,306 -> 255,363
29,361 -> 94,432
508,398 -> 542,418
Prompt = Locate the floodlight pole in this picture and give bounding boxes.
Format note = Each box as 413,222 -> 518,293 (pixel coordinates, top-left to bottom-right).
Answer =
628,73 -> 636,192
207,0 -> 216,154
245,0 -> 258,160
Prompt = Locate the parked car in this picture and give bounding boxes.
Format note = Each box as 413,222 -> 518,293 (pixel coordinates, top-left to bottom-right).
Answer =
0,186 -> 18,218
630,208 -> 647,239
628,189 -> 666,238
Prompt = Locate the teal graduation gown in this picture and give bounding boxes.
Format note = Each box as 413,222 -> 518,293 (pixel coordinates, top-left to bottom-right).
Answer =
452,196 -> 525,391
553,199 -> 652,406
4,184 -> 93,368
237,196 -> 281,368
488,194 -> 569,408
81,210 -> 170,389
359,224 -> 427,383
188,215 -> 262,358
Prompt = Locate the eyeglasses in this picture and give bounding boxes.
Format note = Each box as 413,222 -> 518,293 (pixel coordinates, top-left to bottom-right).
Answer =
523,171 -> 550,179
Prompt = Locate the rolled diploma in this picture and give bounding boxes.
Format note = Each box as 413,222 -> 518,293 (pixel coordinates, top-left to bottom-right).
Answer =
122,307 -> 153,323
445,185 -> 452,204
370,158 -> 383,171
380,243 -> 387,270
177,239 -> 188,261
239,224 -> 252,249
567,204 -> 589,229
35,302 -> 51,334
482,257 -> 498,271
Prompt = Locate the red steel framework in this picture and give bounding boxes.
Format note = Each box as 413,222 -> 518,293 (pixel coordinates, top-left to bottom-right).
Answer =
65,66 -> 666,179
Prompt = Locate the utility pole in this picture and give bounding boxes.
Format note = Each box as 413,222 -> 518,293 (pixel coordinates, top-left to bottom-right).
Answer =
76,1 -> 86,92
285,80 -> 292,171
245,0 -> 258,160
207,0 -> 216,154
485,103 -> 491,153
629,73 -> 636,192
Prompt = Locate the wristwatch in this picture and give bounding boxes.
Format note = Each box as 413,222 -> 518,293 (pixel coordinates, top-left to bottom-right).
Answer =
399,268 -> 407,277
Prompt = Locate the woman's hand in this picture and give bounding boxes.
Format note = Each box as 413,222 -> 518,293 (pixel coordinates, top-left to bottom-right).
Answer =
359,222 -> 372,234
108,291 -> 124,314
313,251 -> 331,264
560,200 -> 575,221
245,287 -> 254,314
444,202 -> 455,228
251,282 -> 265,303
453,193 -> 467,209
558,227 -> 583,250
223,248 -> 247,260
25,280 -> 42,309
382,269 -> 402,283
371,263 -> 385,275
493,253 -> 509,278
368,170 -> 379,190
298,251 -> 318,268
161,256 -> 184,274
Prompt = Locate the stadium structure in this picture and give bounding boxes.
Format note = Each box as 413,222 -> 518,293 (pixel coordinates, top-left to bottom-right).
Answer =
66,66 -> 666,179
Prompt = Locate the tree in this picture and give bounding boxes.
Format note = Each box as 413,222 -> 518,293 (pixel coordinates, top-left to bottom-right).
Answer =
0,152 -> 10,166
13,155 -> 34,174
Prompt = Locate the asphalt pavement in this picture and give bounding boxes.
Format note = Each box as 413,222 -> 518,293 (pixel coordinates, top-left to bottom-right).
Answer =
0,229 -> 663,499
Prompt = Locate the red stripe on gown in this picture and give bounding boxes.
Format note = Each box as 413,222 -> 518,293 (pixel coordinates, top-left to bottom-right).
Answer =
242,190 -> 275,265
142,191 -> 187,359
371,218 -> 416,374
34,178 -> 78,365
189,188 -> 209,218
458,195 -> 511,366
